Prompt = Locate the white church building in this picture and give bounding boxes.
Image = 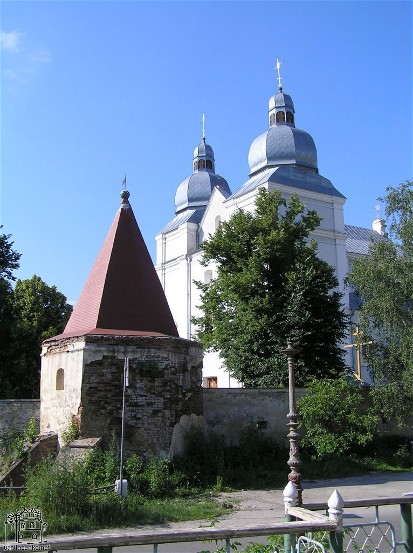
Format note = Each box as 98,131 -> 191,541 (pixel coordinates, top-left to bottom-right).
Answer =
155,77 -> 386,388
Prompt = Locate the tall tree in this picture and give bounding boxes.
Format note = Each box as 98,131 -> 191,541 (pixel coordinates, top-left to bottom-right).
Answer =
193,189 -> 348,387
347,180 -> 413,425
0,227 -> 22,398
12,275 -> 73,398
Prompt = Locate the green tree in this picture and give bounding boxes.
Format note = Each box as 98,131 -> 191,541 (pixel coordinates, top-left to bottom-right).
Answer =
0,228 -> 22,398
193,189 -> 348,387
297,376 -> 378,457
347,180 -> 413,426
12,275 -> 73,398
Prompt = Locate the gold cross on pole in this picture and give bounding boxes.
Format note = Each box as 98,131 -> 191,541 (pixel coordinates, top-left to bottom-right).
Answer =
344,325 -> 372,381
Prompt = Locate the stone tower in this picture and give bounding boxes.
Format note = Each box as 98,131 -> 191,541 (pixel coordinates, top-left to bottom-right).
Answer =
40,190 -> 203,456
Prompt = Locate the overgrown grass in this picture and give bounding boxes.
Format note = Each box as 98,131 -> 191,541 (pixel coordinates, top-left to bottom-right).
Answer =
0,418 -> 38,471
0,428 -> 411,538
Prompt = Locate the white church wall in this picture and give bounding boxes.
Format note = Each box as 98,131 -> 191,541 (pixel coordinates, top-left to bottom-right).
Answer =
158,259 -> 189,338
199,188 -> 230,243
156,223 -> 198,264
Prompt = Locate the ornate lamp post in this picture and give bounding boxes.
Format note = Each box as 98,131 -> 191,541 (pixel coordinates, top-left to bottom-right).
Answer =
281,342 -> 303,506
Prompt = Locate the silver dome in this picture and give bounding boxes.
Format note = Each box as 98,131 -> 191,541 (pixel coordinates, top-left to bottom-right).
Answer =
268,91 -> 295,111
248,125 -> 318,175
174,137 -> 231,214
175,171 -> 230,214
194,141 -> 215,160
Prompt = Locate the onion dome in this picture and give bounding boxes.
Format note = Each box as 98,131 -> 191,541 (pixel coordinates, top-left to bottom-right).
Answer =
248,88 -> 318,176
175,137 -> 231,214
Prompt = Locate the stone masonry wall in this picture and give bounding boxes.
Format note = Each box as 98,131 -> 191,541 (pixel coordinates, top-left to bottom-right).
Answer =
0,400 -> 40,434
79,335 -> 203,457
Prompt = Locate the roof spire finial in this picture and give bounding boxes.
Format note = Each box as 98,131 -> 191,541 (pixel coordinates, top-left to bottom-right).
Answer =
275,58 -> 284,91
120,174 -> 130,207
374,204 -> 381,219
202,112 -> 206,143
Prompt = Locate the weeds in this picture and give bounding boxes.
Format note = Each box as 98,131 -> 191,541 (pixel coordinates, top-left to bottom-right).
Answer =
0,418 -> 39,471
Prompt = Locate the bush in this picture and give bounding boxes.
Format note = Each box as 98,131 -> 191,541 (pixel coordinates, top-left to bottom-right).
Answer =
297,375 -> 379,457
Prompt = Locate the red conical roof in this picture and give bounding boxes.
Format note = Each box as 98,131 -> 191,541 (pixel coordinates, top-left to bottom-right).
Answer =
63,191 -> 178,337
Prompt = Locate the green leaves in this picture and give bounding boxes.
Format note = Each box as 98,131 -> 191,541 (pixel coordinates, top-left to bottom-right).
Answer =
193,189 -> 347,387
0,248 -> 73,397
298,376 -> 379,457
347,181 -> 413,427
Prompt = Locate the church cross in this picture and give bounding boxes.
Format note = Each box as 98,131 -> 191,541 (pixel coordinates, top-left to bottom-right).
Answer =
344,325 -> 372,381
275,58 -> 284,90
202,112 -> 206,141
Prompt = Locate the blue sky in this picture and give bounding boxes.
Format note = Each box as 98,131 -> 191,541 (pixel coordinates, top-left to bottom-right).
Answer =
1,0 -> 412,304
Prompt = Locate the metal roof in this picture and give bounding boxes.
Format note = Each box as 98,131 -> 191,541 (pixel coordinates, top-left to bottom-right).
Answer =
345,224 -> 386,255
159,208 -> 205,234
229,166 -> 345,200
248,125 -> 318,175
175,172 -> 231,213
269,91 -> 295,111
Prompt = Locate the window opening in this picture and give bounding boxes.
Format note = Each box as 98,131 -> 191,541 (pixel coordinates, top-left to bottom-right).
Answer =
56,368 -> 64,390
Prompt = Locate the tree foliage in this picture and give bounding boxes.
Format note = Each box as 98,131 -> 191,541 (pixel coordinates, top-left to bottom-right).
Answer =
193,189 -> 348,387
347,181 -> 413,426
0,228 -> 72,399
11,275 -> 73,398
297,376 -> 378,457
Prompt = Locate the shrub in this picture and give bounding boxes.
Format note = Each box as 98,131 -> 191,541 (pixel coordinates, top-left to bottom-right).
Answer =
297,375 -> 379,457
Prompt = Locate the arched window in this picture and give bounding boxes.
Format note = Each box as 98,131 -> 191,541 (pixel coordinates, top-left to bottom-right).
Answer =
206,160 -> 212,170
270,113 -> 275,125
204,270 -> 213,284
194,161 -> 198,171
276,111 -> 285,123
215,215 -> 221,230
56,368 -> 64,390
199,159 -> 205,169
286,111 -> 294,124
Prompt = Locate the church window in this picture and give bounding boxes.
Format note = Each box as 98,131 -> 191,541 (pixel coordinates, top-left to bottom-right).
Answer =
56,368 -> 64,390
194,161 -> 198,171
215,215 -> 221,230
270,113 -> 275,125
204,270 -> 213,284
206,160 -> 212,170
199,159 -> 206,169
286,111 -> 294,124
276,111 -> 285,123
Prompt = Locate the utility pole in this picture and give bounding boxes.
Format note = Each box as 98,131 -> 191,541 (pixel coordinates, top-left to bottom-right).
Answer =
116,357 -> 128,497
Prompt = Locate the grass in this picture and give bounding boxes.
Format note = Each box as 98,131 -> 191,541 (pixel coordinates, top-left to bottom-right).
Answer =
0,431 -> 411,539
0,491 -> 226,539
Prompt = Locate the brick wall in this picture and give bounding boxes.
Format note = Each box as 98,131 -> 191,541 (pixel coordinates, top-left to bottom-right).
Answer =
0,400 -> 40,434
74,335 -> 203,457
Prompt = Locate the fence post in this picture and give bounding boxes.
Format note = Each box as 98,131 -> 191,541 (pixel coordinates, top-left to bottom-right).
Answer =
328,489 -> 344,553
283,481 -> 298,553
400,502 -> 413,553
